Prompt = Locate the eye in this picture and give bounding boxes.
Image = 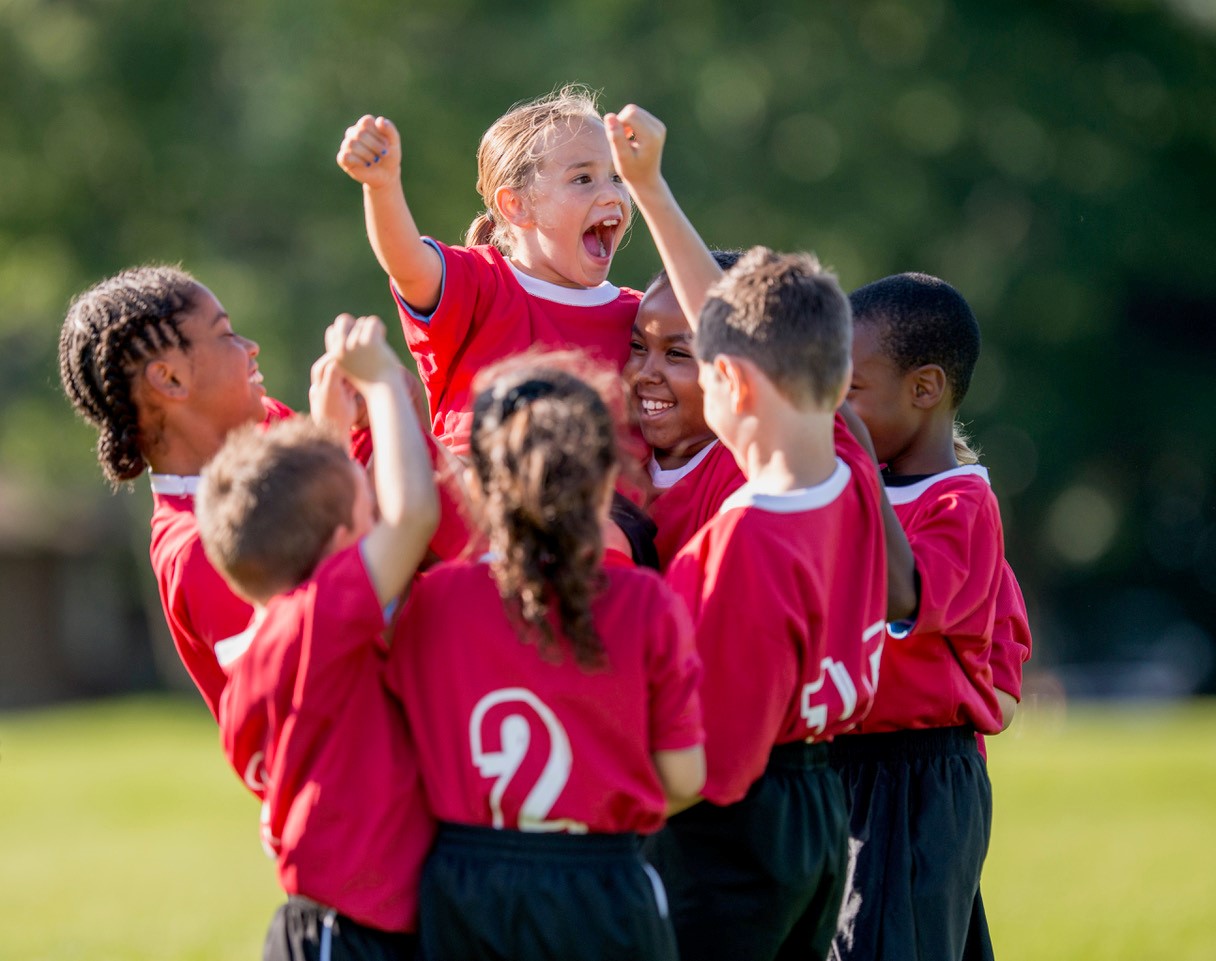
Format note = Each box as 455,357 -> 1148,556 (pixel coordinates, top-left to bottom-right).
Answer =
669,349 -> 692,360
572,174 -> 592,184
629,339 -> 646,354
611,174 -> 624,184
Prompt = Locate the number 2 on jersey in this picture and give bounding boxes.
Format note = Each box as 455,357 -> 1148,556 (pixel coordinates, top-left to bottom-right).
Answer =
469,687 -> 588,833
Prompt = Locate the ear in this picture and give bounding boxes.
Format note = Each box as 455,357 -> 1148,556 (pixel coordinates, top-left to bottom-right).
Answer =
141,356 -> 189,401
494,185 -> 533,229
909,364 -> 947,410
717,355 -> 753,414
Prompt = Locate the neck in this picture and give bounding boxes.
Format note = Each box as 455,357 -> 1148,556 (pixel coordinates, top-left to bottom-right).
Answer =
654,434 -> 716,472
143,415 -> 229,478
883,419 -> 959,476
729,405 -> 838,494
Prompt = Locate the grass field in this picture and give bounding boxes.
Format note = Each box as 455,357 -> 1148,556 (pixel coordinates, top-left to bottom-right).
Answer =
1,694 -> 1214,960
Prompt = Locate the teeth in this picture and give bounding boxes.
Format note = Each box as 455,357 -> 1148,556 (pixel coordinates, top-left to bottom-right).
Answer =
598,238 -> 607,257
602,219 -> 620,227
641,399 -> 674,413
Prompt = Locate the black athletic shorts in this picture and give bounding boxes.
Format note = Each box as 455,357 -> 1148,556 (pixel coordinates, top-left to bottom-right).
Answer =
262,895 -> 416,961
418,823 -> 677,961
646,740 -> 850,961
827,725 -> 993,961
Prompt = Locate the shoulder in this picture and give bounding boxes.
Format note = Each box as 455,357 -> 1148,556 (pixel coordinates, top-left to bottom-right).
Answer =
887,466 -> 1000,517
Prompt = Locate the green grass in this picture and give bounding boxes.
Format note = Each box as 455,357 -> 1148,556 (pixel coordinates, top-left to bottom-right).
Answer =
2,694 -> 1215,960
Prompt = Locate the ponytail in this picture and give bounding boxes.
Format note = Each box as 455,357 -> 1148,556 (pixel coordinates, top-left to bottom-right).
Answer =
464,211 -> 498,249
953,420 -> 980,466
469,365 -> 617,669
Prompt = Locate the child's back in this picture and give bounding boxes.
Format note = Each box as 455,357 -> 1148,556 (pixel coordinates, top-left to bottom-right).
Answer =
384,360 -> 704,961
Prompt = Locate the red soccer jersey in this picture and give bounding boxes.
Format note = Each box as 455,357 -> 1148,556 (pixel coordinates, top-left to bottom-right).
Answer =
855,466 -> 1005,735
395,239 -> 642,455
989,560 -> 1032,701
665,420 -> 888,806
219,546 -> 433,933
646,441 -> 746,571
146,396 -> 293,718
385,560 -> 703,836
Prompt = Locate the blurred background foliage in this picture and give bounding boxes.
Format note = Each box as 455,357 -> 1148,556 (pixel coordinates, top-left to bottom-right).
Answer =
2,0 -> 1215,696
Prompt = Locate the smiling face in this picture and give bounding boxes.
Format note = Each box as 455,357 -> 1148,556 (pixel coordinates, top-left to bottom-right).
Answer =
624,282 -> 716,469
175,284 -> 267,435
846,320 -> 918,466
507,118 -> 631,289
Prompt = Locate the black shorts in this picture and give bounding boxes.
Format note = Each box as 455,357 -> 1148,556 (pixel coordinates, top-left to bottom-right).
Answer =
646,740 -> 849,961
827,726 -> 993,961
418,823 -> 677,961
263,895 -> 416,961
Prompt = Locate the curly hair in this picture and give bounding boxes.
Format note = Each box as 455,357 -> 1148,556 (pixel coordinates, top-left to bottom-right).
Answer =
469,362 -> 618,669
58,265 -> 199,486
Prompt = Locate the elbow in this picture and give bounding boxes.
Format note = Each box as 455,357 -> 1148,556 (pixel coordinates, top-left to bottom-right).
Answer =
661,747 -> 707,806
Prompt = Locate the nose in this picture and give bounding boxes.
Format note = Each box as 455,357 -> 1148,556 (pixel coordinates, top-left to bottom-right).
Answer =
241,334 -> 260,357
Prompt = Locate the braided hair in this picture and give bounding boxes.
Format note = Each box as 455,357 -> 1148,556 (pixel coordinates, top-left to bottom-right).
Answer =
469,364 -> 618,669
58,265 -> 199,486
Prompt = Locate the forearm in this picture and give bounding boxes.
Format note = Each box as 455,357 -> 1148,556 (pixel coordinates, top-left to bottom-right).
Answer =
627,177 -> 722,329
363,183 -> 442,311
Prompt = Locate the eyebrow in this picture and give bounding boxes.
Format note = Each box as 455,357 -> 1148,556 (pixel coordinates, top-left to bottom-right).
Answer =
209,310 -> 231,327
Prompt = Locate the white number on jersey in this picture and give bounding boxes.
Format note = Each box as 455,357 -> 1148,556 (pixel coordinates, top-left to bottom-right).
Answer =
799,620 -> 886,738
469,687 -> 588,833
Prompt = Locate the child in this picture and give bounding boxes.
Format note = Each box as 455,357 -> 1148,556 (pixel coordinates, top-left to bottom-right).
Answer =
58,265 -> 290,718
195,314 -> 439,960
383,357 -> 706,961
624,251 -> 746,569
337,84 -> 641,456
608,105 -> 894,961
828,272 -> 1013,961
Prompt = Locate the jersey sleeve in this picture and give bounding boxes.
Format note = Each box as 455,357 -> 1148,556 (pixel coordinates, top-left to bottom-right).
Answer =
293,547 -> 389,704
989,561 -> 1032,699
172,537 -> 254,718
905,484 -> 1004,639
665,516 -> 798,805
644,582 -> 704,753
396,240 -> 499,405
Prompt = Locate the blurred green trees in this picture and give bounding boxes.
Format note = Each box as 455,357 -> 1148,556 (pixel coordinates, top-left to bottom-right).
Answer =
2,0 -> 1214,689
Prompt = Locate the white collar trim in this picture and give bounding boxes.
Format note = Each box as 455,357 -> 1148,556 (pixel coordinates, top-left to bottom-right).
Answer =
508,261 -> 620,307
718,458 -> 851,515
215,623 -> 257,669
884,464 -> 990,506
149,473 -> 201,497
649,441 -> 720,490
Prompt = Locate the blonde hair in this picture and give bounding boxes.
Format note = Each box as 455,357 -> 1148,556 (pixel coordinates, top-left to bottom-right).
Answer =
465,84 -> 605,252
953,420 -> 980,465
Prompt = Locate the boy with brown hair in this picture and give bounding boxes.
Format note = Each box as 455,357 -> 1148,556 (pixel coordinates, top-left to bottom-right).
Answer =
608,107 -> 911,961
195,314 -> 438,961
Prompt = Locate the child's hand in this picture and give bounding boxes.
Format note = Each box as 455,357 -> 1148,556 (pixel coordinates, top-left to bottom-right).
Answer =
325,314 -> 398,389
337,115 -> 401,190
309,352 -> 359,432
604,105 -> 667,191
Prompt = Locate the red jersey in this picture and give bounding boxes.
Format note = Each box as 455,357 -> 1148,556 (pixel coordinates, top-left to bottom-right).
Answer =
395,239 -> 642,455
646,441 -> 746,571
219,546 -> 433,933
855,466 -> 1005,735
146,396 -> 293,718
990,560 -> 1032,701
385,560 -> 703,836
665,420 -> 888,806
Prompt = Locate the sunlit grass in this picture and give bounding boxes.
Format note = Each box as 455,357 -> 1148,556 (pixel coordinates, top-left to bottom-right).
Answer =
1,693 -> 1214,960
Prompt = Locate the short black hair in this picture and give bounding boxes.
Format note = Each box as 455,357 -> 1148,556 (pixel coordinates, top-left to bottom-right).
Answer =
849,272 -> 980,408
